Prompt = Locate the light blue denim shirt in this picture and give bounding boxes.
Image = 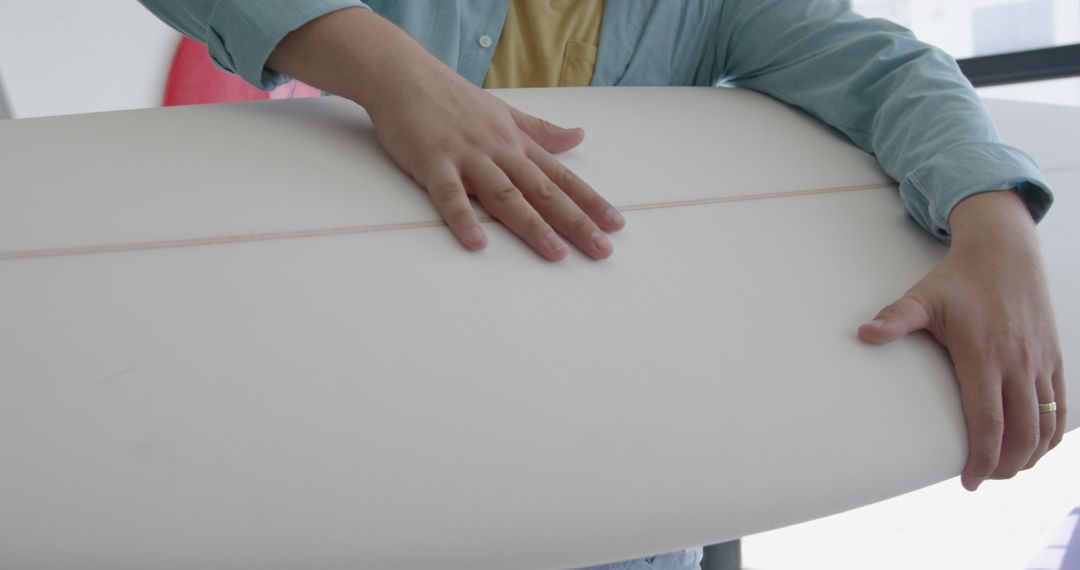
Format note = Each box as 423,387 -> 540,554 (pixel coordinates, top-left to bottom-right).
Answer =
138,0 -> 1054,246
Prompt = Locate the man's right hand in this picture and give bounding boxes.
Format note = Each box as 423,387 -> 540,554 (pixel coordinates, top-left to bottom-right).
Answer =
268,8 -> 624,260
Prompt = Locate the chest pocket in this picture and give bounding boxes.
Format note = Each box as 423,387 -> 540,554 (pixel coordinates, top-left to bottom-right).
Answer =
560,40 -> 599,87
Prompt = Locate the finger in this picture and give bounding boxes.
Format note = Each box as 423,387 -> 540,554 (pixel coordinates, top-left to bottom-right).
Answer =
509,106 -> 585,154
858,296 -> 932,345
499,154 -> 613,260
526,143 -> 625,233
1050,363 -> 1067,450
989,371 -> 1039,480
463,157 -> 568,261
1023,372 -> 1057,470
957,364 -> 1004,491
422,160 -> 487,250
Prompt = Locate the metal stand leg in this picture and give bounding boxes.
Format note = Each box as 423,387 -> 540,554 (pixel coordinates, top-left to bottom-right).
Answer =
700,539 -> 741,570
0,68 -> 13,120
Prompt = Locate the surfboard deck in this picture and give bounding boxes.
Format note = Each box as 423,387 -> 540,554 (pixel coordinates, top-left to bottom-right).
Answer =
0,88 -> 1076,569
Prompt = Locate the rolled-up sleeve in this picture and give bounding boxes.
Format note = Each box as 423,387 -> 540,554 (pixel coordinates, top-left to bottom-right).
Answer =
714,0 -> 1053,243
137,0 -> 369,90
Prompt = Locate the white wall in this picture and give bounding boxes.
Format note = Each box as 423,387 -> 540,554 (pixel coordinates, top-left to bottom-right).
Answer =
0,1 -> 179,119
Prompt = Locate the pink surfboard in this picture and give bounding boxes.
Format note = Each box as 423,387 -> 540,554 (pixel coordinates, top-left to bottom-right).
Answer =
164,37 -> 321,106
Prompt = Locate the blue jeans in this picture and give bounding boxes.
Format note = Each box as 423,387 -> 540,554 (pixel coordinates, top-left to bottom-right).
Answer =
581,547 -> 703,570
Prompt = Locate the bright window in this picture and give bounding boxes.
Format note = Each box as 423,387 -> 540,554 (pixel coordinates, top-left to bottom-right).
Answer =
852,0 -> 1080,105
852,0 -> 1080,58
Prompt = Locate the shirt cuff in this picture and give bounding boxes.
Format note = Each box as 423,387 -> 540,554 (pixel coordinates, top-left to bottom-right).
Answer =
899,142 -> 1054,243
205,0 -> 370,91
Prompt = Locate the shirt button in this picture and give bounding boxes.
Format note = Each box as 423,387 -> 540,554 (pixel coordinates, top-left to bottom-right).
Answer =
478,34 -> 493,48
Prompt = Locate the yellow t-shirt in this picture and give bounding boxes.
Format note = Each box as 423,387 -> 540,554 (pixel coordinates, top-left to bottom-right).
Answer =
483,0 -> 605,88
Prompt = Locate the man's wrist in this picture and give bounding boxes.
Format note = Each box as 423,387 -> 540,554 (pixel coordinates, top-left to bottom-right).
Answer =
948,188 -> 1038,250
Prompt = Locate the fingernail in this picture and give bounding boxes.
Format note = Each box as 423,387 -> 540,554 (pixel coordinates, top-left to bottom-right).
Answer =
466,226 -> 486,247
870,319 -> 886,327
605,208 -> 625,226
546,232 -> 567,255
591,231 -> 611,253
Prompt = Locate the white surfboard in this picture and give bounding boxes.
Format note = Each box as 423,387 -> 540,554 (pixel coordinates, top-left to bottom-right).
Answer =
0,88 -> 1076,569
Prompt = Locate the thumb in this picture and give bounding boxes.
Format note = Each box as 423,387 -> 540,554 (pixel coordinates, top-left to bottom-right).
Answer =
509,107 -> 585,154
858,296 -> 933,344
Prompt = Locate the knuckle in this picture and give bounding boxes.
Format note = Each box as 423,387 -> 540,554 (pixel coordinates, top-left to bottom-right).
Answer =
1019,428 -> 1041,453
986,337 -> 1015,361
569,214 -> 593,234
525,217 -> 550,237
526,117 -> 556,140
492,127 -> 524,151
1016,341 -> 1037,370
430,181 -> 464,204
968,454 -> 997,477
489,185 -> 520,204
532,182 -> 562,202
974,408 -> 1005,434
586,191 -> 609,212
430,137 -> 459,156
548,161 -> 578,188
509,108 -> 532,126
875,303 -> 905,321
996,465 -> 1021,479
1023,453 -> 1042,471
445,206 -> 474,227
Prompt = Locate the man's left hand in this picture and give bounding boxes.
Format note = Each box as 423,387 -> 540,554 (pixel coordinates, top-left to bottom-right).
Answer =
857,189 -> 1066,491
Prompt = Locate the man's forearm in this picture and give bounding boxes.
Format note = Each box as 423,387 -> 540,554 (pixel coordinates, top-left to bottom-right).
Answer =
266,7 -> 439,112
